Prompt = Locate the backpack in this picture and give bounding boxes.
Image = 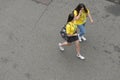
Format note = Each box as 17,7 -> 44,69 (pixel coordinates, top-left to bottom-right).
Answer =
60,25 -> 68,40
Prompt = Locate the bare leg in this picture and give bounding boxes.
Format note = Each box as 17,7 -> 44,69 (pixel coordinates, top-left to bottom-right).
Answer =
61,41 -> 71,46
58,41 -> 71,51
74,40 -> 85,59
74,40 -> 80,54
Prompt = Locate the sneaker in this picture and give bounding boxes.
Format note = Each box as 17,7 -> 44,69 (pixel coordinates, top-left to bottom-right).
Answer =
78,34 -> 82,42
81,36 -> 86,41
76,54 -> 85,60
58,43 -> 64,51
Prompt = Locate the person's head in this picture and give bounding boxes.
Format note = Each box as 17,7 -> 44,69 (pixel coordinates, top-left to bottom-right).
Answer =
75,3 -> 88,13
67,13 -> 74,23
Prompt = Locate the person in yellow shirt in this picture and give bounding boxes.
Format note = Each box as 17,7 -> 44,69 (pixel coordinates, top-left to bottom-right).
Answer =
74,3 -> 93,42
59,13 -> 85,60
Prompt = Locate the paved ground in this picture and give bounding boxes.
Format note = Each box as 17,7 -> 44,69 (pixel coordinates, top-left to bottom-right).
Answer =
0,0 -> 120,80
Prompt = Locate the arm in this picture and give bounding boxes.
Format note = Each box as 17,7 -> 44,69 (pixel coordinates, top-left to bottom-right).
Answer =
74,10 -> 82,20
88,12 -> 93,23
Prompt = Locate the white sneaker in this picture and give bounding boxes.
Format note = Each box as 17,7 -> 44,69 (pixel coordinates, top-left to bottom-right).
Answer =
78,34 -> 82,42
58,43 -> 64,51
81,36 -> 86,41
76,54 -> 85,60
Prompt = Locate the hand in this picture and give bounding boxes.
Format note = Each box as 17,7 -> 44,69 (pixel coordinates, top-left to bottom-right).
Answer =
74,33 -> 78,36
91,19 -> 94,24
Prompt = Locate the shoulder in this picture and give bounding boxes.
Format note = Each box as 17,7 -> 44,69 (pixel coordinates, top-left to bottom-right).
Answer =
66,22 -> 71,28
74,10 -> 77,13
73,10 -> 78,16
66,23 -> 70,27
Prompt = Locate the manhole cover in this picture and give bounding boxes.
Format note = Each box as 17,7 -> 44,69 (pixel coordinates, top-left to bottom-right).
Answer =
106,0 -> 120,4
32,0 -> 52,6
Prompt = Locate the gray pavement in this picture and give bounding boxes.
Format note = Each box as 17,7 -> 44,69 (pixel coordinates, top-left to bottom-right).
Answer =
0,0 -> 120,80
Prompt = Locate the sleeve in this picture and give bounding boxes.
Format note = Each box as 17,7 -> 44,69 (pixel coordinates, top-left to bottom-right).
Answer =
74,10 -> 78,17
87,9 -> 90,14
66,24 -> 71,35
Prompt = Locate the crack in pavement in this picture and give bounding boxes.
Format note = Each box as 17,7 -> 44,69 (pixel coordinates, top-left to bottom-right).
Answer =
32,0 -> 53,6
31,0 -> 53,31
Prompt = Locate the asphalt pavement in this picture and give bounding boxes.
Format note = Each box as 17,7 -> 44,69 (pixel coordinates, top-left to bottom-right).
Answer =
0,0 -> 120,80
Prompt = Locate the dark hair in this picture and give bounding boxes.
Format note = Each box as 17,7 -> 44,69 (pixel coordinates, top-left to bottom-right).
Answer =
67,13 -> 74,23
74,3 -> 88,15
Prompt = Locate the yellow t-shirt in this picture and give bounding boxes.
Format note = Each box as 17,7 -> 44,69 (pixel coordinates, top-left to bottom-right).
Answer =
66,22 -> 77,35
74,9 -> 90,25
